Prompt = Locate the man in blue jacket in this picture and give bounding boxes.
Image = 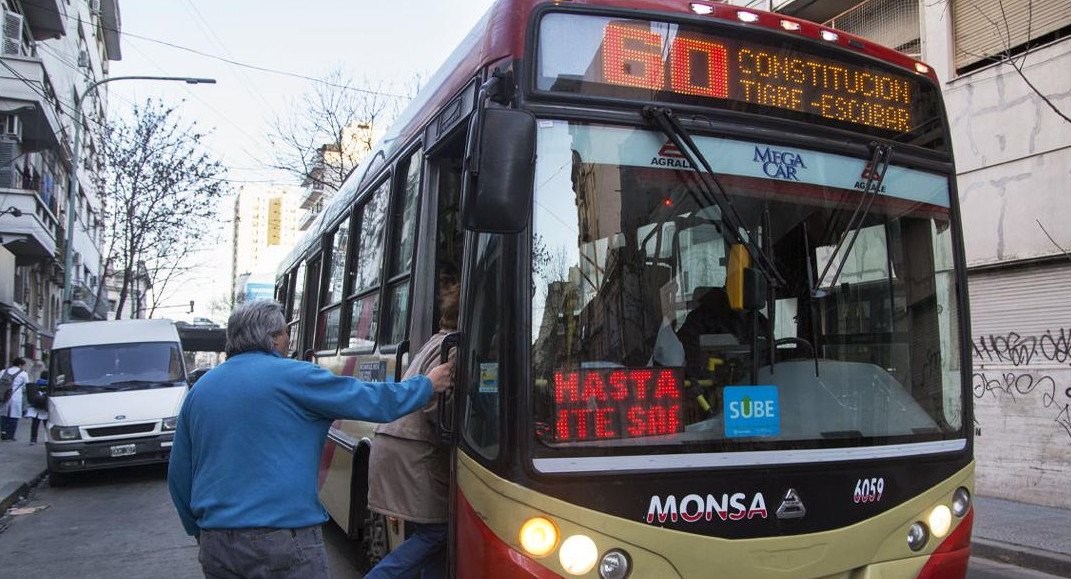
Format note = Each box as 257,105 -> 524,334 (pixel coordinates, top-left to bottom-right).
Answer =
168,299 -> 454,579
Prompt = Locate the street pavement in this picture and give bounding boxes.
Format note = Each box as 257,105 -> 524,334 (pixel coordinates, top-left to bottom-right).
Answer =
3,416 -> 1070,577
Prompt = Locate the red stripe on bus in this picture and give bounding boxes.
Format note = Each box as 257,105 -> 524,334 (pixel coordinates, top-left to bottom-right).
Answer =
915,508 -> 973,579
455,490 -> 562,579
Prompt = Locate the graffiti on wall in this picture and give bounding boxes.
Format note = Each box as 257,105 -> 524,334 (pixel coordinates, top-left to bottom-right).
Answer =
972,329 -> 1071,367
971,328 -> 1071,443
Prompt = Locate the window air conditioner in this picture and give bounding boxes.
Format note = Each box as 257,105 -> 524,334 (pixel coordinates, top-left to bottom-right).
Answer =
90,0 -> 101,13
78,49 -> 90,68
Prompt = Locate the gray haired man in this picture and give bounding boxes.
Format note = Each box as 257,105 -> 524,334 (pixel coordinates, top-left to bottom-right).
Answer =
168,299 -> 453,578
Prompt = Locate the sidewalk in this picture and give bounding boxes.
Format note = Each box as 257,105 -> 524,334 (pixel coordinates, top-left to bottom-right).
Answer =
973,495 -> 1071,577
0,418 -> 48,513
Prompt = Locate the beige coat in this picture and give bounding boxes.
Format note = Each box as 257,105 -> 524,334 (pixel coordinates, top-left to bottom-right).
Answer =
366,331 -> 450,524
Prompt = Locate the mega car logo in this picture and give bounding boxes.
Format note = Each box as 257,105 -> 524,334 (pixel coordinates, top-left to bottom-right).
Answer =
753,146 -> 807,181
646,492 -> 768,523
650,141 -> 693,168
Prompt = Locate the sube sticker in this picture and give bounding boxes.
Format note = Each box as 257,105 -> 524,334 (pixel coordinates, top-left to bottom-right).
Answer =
724,386 -> 780,438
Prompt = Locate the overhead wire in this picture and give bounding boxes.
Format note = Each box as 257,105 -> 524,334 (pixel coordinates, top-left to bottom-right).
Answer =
17,0 -> 410,99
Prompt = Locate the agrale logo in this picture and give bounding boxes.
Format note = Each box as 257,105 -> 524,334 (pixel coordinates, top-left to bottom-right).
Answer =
753,146 -> 807,181
650,141 -> 693,169
646,492 -> 768,523
854,161 -> 888,194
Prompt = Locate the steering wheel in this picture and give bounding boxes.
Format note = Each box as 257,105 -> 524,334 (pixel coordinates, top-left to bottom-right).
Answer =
774,337 -> 814,359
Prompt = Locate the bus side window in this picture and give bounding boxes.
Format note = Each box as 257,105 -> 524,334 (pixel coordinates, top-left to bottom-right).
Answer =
383,149 -> 423,346
315,216 -> 351,352
344,180 -> 390,351
287,262 -> 306,355
463,233 -> 503,459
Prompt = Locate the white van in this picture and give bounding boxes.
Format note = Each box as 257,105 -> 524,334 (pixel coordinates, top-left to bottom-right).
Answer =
46,319 -> 188,485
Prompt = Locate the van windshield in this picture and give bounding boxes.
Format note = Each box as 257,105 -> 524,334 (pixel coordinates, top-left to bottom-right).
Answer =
51,342 -> 186,395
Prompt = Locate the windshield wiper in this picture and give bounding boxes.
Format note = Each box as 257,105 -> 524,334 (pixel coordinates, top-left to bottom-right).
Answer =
814,142 -> 893,294
642,106 -> 786,288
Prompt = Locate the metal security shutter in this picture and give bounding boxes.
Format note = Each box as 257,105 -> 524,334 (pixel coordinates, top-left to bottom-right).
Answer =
953,0 -> 1071,72
969,262 -> 1071,356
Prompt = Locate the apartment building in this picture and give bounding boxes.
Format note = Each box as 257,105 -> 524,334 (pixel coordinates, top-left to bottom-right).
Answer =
231,184 -> 301,305
0,0 -> 119,363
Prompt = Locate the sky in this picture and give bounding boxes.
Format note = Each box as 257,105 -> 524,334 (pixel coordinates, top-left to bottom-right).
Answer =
106,0 -> 497,321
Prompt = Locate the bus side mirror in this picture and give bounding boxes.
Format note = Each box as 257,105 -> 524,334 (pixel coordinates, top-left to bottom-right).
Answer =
461,107 -> 536,233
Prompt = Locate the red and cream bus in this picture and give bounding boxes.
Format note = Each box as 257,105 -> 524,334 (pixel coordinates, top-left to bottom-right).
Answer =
278,1 -> 973,577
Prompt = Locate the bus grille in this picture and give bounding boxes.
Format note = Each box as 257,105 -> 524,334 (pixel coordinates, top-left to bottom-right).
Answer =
86,423 -> 156,438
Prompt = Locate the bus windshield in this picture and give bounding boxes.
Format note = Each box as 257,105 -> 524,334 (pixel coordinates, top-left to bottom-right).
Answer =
530,121 -> 963,460
51,342 -> 186,395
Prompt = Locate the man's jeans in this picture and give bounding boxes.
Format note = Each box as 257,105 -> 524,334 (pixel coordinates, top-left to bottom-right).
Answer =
199,525 -> 329,579
364,522 -> 447,579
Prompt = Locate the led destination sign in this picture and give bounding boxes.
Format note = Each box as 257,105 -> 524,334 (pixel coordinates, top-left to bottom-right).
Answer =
551,368 -> 683,443
538,14 -> 935,136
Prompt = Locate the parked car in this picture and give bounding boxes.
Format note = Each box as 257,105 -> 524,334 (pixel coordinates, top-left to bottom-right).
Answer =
186,366 -> 212,386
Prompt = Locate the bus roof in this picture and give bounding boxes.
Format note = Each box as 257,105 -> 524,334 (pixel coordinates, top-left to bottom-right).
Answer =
53,319 -> 181,349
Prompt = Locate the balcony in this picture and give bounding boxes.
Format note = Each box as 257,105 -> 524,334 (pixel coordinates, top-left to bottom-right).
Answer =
71,280 -> 108,321
0,55 -> 64,153
299,180 -> 327,209
0,182 -> 61,265
297,207 -> 319,231
20,0 -> 66,41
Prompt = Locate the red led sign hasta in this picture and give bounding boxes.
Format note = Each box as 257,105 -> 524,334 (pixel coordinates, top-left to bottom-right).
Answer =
553,368 -> 683,443
598,22 -> 914,132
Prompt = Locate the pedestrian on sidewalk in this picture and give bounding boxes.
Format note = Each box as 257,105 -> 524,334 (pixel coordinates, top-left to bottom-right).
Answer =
364,268 -> 460,579
24,370 -> 49,445
167,299 -> 455,579
1,358 -> 28,441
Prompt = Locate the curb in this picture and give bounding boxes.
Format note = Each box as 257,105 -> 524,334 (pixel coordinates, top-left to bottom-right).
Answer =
973,538 -> 1071,578
0,470 -> 47,514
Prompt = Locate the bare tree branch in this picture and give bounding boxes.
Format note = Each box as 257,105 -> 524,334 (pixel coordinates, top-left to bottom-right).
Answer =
265,67 -> 421,191
101,98 -> 229,319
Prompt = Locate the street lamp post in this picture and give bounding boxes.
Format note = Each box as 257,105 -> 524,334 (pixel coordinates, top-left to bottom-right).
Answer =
61,75 -> 216,323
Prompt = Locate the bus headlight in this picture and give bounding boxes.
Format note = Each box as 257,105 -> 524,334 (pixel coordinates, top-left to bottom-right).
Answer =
599,549 -> 631,579
519,517 -> 558,558
952,487 -> 971,517
929,505 -> 952,538
559,535 -> 598,575
907,522 -> 929,551
50,425 -> 81,441
162,416 -> 178,431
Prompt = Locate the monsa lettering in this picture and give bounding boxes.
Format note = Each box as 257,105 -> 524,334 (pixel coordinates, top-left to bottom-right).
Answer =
645,493 -> 768,524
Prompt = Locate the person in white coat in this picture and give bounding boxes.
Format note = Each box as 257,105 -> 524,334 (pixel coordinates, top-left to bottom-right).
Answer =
1,358 -> 28,441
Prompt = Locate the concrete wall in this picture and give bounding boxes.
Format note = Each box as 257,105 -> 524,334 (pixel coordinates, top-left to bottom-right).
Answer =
924,7 -> 1071,507
944,39 -> 1071,266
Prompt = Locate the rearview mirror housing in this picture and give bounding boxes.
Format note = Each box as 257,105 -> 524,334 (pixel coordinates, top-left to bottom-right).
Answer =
461,107 -> 536,233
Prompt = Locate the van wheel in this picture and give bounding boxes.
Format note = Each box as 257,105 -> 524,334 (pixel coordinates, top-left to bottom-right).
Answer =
48,470 -> 69,488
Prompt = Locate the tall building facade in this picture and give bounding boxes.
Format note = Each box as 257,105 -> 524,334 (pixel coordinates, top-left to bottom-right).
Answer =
731,0 -> 1071,508
231,185 -> 301,305
0,0 -> 119,365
